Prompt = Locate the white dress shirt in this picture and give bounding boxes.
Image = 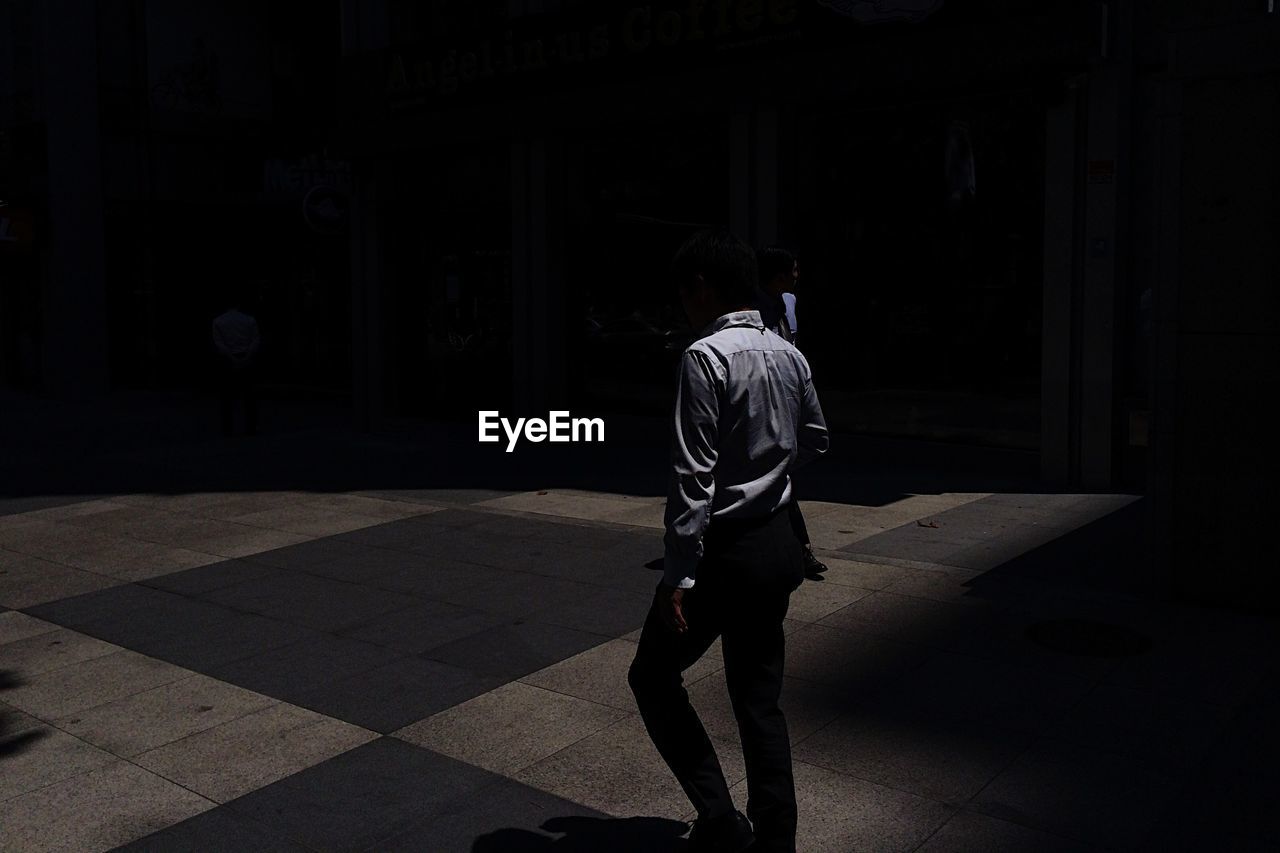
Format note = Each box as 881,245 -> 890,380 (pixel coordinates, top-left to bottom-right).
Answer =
663,310 -> 829,588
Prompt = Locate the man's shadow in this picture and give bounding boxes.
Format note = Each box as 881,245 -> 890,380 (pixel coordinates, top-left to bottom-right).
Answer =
472,816 -> 689,852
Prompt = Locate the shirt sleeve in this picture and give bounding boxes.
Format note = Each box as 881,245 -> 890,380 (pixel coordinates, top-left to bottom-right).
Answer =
795,357 -> 829,469
662,348 -> 721,589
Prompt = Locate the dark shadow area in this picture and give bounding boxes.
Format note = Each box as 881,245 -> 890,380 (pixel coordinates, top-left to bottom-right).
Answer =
0,669 -> 46,761
472,816 -> 689,852
788,496 -> 1280,849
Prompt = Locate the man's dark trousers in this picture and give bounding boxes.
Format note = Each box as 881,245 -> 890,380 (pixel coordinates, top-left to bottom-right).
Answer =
629,506 -> 805,852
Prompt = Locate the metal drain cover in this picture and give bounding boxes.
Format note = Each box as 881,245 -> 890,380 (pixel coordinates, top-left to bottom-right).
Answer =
1025,618 -> 1152,658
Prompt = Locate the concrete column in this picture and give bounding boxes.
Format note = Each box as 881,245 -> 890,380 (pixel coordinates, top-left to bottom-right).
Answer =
349,168 -> 383,431
1146,80 -> 1181,600
753,106 -> 779,247
729,111 -> 751,238
1040,81 -> 1083,484
728,106 -> 781,246
40,0 -> 109,397
511,137 -> 566,415
1079,63 -> 1126,488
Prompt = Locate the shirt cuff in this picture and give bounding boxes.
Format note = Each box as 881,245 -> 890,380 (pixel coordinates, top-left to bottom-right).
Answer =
662,553 -> 698,589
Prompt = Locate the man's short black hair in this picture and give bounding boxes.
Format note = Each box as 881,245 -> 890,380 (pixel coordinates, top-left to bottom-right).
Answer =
671,228 -> 758,306
757,246 -> 796,283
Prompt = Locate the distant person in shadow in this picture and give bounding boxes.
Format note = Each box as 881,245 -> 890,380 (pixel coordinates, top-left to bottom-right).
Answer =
212,287 -> 262,436
757,247 -> 828,582
630,230 -> 829,853
471,816 -> 688,852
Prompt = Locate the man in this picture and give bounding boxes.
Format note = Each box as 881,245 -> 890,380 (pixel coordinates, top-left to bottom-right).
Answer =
757,246 -> 828,582
629,230 -> 829,853
211,289 -> 262,436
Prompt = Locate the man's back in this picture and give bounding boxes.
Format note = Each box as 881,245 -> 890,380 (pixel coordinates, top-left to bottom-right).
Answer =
664,309 -> 828,587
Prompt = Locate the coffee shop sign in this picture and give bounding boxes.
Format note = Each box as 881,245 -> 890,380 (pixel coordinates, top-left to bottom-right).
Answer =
264,154 -> 351,197
387,0 -> 801,98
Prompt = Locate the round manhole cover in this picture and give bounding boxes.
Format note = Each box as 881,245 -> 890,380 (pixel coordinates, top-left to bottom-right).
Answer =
1025,618 -> 1151,658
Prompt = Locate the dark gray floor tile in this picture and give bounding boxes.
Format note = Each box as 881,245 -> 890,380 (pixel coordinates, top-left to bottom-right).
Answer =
132,611 -> 314,671
526,586 -> 650,638
226,737 -> 499,852
65,588 -> 313,670
110,805 -> 310,853
376,782 -> 688,853
288,544 -> 431,583
332,513 -> 482,551
430,570 -> 597,620
245,538 -> 382,572
423,620 -> 611,680
293,657 -> 504,733
207,634 -> 403,705
371,557 -> 502,599
971,740 -> 1182,849
142,560 -> 282,596
916,811 -> 1096,853
24,584 -> 179,629
200,573 -> 418,632
403,534 -> 562,571
0,495 -> 99,517
523,546 -> 661,594
337,599 -> 504,655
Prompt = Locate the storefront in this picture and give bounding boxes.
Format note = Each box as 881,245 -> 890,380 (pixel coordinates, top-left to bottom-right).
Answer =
340,0 -> 1111,468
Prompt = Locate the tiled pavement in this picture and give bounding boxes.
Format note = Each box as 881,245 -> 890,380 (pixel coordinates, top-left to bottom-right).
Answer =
1,486 -> 1277,852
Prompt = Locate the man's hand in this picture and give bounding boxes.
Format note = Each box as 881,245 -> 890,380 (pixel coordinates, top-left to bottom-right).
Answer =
657,584 -> 688,634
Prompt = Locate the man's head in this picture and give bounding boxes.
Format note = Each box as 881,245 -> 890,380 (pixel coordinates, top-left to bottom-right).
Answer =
757,246 -> 798,297
671,228 -> 758,330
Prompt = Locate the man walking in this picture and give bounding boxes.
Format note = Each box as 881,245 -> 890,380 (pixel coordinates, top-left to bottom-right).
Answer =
629,230 -> 829,853
757,246 -> 829,582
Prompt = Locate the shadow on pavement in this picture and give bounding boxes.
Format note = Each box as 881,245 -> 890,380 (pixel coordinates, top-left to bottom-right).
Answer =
472,816 -> 689,852
0,669 -> 46,761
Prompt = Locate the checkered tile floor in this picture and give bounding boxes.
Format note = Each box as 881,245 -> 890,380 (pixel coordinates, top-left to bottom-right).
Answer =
1,489 -> 1275,851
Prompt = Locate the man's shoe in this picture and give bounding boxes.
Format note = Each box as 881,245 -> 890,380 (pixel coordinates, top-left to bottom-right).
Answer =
688,810 -> 754,853
803,547 -> 827,581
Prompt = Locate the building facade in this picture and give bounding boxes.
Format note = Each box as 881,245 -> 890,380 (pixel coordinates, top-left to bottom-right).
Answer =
3,0 -> 1277,608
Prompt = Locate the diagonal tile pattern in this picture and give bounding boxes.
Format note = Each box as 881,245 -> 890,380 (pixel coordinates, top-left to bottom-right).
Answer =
0,486 -> 1273,851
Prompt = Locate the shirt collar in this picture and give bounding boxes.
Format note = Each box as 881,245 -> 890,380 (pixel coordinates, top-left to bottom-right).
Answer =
700,310 -> 764,338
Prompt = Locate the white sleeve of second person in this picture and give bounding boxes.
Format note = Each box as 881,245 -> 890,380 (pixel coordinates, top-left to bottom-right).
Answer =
662,349 -> 721,589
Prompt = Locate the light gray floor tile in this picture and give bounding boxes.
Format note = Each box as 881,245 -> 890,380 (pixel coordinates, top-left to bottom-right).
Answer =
728,760 -> 953,853
0,628 -> 120,677
686,674 -> 843,748
784,623 -> 931,697
787,581 -> 874,623
292,493 -> 442,520
520,638 -> 721,713
0,553 -> 121,609
0,759 -> 214,853
514,714 -> 747,819
52,534 -> 216,579
227,506 -> 391,537
0,701 -> 43,737
395,681 -> 628,777
0,611 -> 60,645
0,724 -> 115,802
56,674 -> 279,758
135,702 -> 376,803
3,650 -> 190,719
